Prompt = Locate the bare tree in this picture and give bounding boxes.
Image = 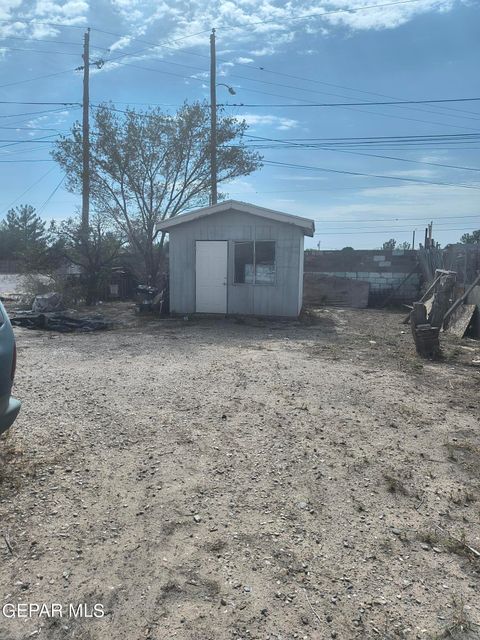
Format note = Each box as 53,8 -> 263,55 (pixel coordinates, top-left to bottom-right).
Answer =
52,102 -> 262,283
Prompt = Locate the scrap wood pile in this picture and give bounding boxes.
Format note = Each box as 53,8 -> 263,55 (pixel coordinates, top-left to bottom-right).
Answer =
406,269 -> 480,358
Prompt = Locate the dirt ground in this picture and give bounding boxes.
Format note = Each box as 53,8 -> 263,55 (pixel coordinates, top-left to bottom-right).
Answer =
1,304 -> 480,640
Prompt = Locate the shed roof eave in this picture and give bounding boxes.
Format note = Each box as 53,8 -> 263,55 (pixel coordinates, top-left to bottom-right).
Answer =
156,199 -> 315,236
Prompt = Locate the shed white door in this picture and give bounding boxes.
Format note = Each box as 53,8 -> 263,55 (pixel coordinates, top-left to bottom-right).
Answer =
195,241 -> 228,313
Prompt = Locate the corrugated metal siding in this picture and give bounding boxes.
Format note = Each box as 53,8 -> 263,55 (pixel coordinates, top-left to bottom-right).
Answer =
168,209 -> 303,317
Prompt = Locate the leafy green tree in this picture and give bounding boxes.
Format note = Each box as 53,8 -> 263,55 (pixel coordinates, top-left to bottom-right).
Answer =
52,101 -> 262,283
382,238 -> 397,251
460,229 -> 480,244
0,204 -> 49,267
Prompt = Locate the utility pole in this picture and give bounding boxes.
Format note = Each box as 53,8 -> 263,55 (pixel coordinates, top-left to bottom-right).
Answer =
82,27 -> 90,233
412,229 -> 415,250
210,28 -> 217,205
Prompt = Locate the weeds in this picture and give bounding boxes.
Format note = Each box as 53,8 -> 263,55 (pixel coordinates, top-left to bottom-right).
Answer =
0,432 -> 51,498
432,596 -> 474,639
0,431 -> 25,493
383,472 -> 410,496
411,360 -> 425,373
448,486 -> 478,506
444,439 -> 480,476
417,527 -> 480,562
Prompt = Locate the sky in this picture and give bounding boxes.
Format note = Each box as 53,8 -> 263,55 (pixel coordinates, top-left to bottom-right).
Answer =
0,0 -> 479,249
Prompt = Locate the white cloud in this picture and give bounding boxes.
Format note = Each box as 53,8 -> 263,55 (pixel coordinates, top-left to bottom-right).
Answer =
25,110 -> 71,130
297,48 -> 318,55
0,0 -> 88,39
241,114 -> 299,130
322,0 -> 456,31
109,35 -> 134,52
249,46 -> 276,57
223,179 -> 256,195
31,0 -> 88,22
387,168 -> 436,179
274,174 -> 328,181
0,0 -> 462,53
0,0 -> 22,21
12,0 -> 453,89
300,182 -> 480,221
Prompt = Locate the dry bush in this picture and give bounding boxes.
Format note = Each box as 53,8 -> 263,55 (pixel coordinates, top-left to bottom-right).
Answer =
19,272 -> 83,308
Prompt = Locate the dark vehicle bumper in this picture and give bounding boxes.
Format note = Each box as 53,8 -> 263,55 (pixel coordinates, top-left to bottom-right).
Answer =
0,397 -> 21,436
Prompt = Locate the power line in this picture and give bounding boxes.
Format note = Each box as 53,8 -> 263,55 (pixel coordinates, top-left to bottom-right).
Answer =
228,184 -> 476,195
0,139 -> 56,143
0,106 -> 80,120
0,159 -> 54,163
0,139 -> 59,152
88,0 -> 428,50
315,221 -> 479,230
0,101 -> 80,106
2,2 -> 471,134
37,175 -> 66,214
98,57 -> 480,132
0,134 -> 60,153
62,23 -> 479,134
218,0 -> 430,30
81,19 -> 480,131
83,4 -> 480,124
0,166 -> 57,215
244,140 -> 480,148
250,133 -> 480,142
101,45 -> 480,123
221,97 -> 480,108
225,84 -> 480,124
0,111 -> 79,132
0,18 -> 88,30
94,38 -> 480,130
0,35 -> 109,49
243,134 -> 480,172
315,227 -> 477,236
0,126 -> 68,133
312,214 -> 480,223
87,99 -> 480,139
0,134 -> 64,152
0,68 -> 77,89
2,46 -> 82,57
213,58 -> 480,120
262,159 -> 480,190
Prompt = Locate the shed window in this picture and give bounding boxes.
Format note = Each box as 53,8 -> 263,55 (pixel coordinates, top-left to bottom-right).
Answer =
234,241 -> 275,284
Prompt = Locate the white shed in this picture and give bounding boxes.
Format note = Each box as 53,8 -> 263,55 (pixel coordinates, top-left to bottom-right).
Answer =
157,200 -> 315,317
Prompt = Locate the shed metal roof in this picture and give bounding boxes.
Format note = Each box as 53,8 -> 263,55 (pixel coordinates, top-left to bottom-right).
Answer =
156,200 -> 315,236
